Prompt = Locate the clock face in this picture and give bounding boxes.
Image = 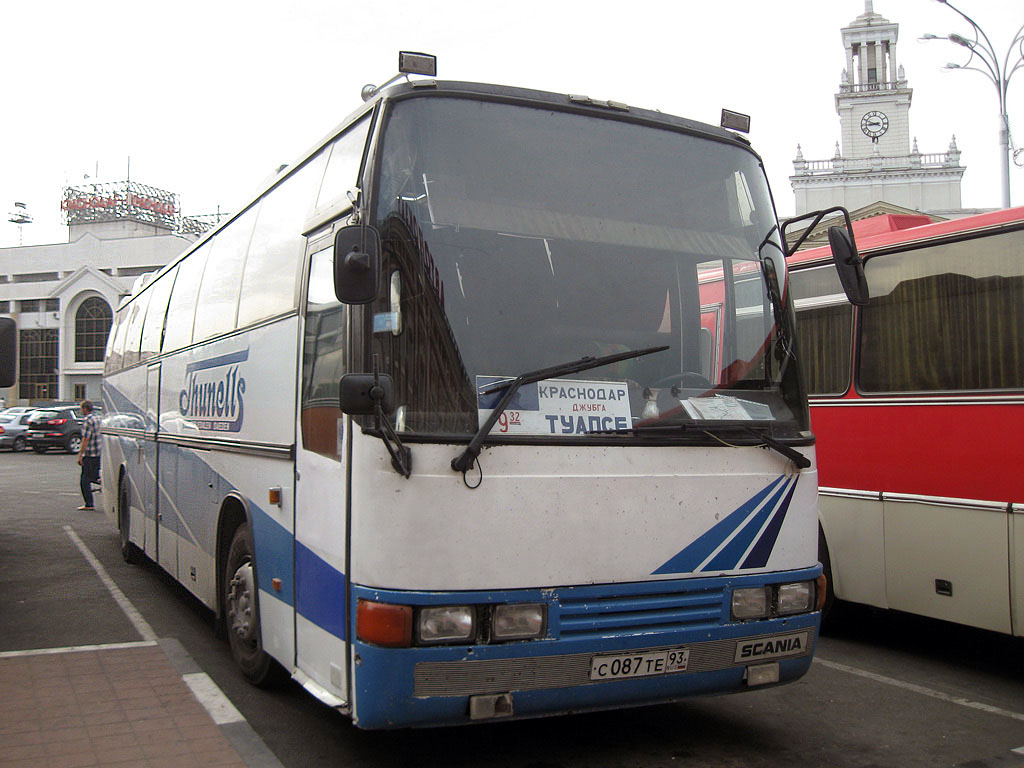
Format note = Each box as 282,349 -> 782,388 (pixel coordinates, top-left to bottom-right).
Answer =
861,110 -> 889,138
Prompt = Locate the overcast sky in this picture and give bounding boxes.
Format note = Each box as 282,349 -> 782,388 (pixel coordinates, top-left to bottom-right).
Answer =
1,0 -> 1021,247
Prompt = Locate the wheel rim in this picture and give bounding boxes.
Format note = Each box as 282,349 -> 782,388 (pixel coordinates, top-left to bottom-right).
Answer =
68,435 -> 81,453
228,559 -> 258,648
12,437 -> 23,452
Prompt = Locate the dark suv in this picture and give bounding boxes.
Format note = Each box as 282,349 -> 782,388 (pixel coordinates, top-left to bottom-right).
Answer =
26,406 -> 86,454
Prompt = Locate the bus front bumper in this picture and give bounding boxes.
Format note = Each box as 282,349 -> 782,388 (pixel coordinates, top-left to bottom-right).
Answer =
349,598 -> 820,728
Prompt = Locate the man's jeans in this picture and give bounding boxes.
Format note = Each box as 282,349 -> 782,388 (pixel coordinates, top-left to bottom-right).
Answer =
80,456 -> 100,508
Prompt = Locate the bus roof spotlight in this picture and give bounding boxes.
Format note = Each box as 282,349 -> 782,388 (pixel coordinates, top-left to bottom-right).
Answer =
399,51 -> 437,77
720,109 -> 751,133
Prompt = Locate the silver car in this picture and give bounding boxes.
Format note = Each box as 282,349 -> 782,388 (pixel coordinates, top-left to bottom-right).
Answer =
0,410 -> 35,452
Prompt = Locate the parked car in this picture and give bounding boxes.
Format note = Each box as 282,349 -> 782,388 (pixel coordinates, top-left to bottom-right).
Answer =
25,406 -> 85,454
0,410 -> 35,452
0,406 -> 38,418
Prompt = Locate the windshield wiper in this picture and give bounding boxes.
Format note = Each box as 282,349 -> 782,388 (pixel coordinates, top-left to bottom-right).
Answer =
744,426 -> 811,469
592,420 -> 812,469
450,345 -> 669,474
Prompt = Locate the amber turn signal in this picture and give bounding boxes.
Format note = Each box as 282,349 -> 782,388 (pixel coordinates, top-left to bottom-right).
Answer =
815,573 -> 828,612
357,600 -> 413,647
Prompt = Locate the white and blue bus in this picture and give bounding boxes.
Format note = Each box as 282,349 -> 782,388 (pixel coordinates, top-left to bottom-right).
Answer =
102,54 -> 862,728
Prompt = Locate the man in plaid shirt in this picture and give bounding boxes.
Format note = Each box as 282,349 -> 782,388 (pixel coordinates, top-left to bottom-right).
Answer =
77,400 -> 101,511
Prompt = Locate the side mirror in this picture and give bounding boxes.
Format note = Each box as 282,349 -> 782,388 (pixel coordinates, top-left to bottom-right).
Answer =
333,225 -> 381,305
781,206 -> 868,307
0,318 -> 15,388
339,372 -> 396,415
827,226 -> 869,306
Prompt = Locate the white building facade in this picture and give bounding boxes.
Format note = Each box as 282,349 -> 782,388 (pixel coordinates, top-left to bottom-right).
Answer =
0,181 -> 203,406
791,1 -> 966,216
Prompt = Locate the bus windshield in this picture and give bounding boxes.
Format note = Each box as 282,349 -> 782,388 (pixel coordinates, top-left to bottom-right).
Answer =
371,95 -> 806,438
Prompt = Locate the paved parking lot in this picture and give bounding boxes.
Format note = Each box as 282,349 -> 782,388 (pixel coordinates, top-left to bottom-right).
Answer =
2,450 -> 1023,767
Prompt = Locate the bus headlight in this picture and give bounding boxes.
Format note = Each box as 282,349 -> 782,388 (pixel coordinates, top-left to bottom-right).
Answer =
492,603 -> 546,641
417,606 -> 476,644
731,587 -> 771,620
731,580 -> 819,621
777,581 -> 815,616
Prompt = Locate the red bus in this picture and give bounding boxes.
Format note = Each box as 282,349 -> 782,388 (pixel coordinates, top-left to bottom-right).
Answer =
788,207 -> 1024,634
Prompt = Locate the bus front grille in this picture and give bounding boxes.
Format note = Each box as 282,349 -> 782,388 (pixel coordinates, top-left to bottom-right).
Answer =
556,583 -> 726,639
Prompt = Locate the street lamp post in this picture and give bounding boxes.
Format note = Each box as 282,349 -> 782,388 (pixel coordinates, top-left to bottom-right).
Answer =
922,0 -> 1024,208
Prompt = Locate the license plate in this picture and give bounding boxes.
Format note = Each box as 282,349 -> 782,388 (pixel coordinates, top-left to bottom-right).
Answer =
589,648 -> 690,681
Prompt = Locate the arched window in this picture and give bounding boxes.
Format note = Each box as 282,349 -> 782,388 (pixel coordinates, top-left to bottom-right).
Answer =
75,297 -> 112,363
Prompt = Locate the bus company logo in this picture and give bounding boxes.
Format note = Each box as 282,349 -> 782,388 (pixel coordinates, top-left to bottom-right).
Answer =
733,631 -> 808,663
179,350 -> 248,432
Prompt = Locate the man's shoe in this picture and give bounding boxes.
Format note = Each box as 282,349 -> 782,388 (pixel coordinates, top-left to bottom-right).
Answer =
77,505 -> 94,511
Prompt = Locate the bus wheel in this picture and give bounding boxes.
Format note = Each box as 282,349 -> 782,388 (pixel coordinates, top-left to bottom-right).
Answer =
118,478 -> 142,564
224,524 -> 283,687
818,525 -> 837,627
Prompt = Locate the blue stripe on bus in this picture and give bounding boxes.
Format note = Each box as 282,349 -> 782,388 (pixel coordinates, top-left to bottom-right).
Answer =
742,477 -> 799,569
250,503 -> 296,608
703,475 -> 796,572
295,543 -> 347,640
651,475 -> 790,575
184,348 -> 249,373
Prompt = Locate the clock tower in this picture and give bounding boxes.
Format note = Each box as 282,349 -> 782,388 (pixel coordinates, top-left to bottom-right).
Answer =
836,1 -> 911,160
791,2 -> 965,217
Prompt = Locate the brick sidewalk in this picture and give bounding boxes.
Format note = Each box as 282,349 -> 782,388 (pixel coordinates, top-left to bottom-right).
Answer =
0,643 -> 247,768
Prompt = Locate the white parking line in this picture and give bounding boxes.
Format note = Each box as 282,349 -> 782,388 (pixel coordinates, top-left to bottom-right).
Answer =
0,641 -> 157,658
63,525 -> 158,641
183,672 -> 246,724
815,657 -> 1024,723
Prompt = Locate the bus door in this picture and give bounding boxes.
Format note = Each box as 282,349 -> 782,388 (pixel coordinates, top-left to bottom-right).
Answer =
146,363 -> 174,573
294,234 -> 351,703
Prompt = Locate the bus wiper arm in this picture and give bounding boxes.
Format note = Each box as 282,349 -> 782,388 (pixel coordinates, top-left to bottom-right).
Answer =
592,421 -> 812,470
744,427 -> 811,469
450,345 -> 669,474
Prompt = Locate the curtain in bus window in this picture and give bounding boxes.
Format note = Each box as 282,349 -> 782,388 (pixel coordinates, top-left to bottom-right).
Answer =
301,245 -> 347,460
860,233 -> 1024,392
791,267 -> 853,396
237,152 -> 328,328
798,304 -> 853,395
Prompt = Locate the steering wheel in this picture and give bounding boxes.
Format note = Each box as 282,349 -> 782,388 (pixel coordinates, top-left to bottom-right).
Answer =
652,372 -> 712,389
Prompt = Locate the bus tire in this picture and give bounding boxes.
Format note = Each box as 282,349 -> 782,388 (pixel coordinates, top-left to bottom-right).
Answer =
223,524 -> 285,687
818,525 -> 837,627
118,478 -> 142,564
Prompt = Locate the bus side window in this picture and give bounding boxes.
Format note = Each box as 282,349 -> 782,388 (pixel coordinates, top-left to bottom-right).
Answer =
162,244 -> 210,353
790,266 -> 853,396
121,292 -> 150,369
139,267 -> 176,362
193,207 -> 259,342
301,245 -> 347,460
104,307 -> 130,375
860,241 -> 1024,392
315,114 -> 372,211
237,152 -> 328,329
